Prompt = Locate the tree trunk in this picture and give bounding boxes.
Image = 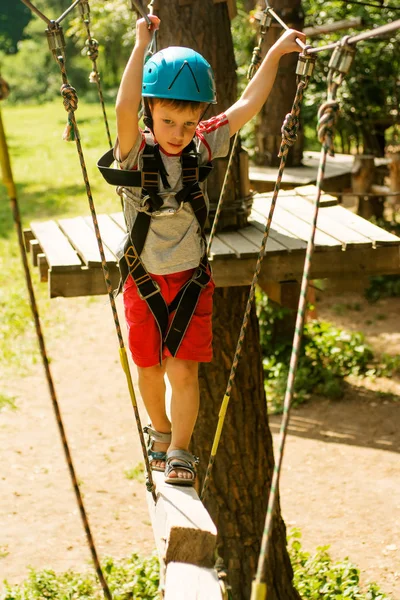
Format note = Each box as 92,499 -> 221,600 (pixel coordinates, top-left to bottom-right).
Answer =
196,288 -> 301,600
255,0 -> 304,167
154,0 -> 252,231
154,3 -> 300,597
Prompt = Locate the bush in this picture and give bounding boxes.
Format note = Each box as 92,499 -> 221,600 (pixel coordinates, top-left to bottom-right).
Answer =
1,553 -> 160,600
289,530 -> 391,599
257,291 -> 399,413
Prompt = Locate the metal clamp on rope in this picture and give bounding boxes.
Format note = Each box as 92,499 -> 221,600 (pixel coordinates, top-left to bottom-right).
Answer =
328,35 -> 356,84
248,8 -> 273,80
78,0 -> 90,21
296,47 -> 316,82
46,22 -> 66,60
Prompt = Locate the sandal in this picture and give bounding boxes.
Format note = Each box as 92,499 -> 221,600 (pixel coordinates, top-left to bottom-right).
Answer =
164,449 -> 199,487
143,425 -> 171,472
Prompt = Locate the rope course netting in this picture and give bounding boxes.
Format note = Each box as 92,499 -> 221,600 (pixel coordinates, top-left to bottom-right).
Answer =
1,1 -> 400,598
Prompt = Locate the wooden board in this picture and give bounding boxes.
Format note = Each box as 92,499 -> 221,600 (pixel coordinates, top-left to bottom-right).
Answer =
320,205 -> 400,246
238,225 -> 288,253
276,195 -> 372,248
146,471 -> 217,568
84,214 -> 123,259
215,230 -> 260,258
30,220 -> 81,270
249,213 -> 307,251
58,216 -> 115,266
164,563 -> 222,600
206,233 -> 236,259
252,196 -> 342,249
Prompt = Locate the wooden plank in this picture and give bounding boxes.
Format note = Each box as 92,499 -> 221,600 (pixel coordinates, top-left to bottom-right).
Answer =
252,196 -> 342,249
23,228 -> 34,252
277,195 -> 372,248
294,185 -> 338,207
84,214 -> 122,259
249,213 -> 307,251
58,216 -> 115,267
164,563 -> 222,600
110,212 -> 127,232
29,239 -> 41,266
30,220 -> 81,270
49,265 -> 120,298
146,471 -> 217,568
215,230 -> 260,258
206,234 -> 236,260
37,253 -> 49,283
239,225 -> 288,253
320,205 -> 400,246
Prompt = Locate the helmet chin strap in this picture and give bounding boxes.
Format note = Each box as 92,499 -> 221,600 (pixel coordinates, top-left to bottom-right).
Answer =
142,97 -> 154,133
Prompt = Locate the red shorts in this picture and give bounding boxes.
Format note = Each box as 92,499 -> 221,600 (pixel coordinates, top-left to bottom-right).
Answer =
123,268 -> 215,368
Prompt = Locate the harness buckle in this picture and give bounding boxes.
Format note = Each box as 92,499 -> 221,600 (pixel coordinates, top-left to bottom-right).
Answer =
142,171 -> 158,188
125,245 -> 140,269
182,167 -> 199,183
136,274 -> 161,300
192,267 -> 209,289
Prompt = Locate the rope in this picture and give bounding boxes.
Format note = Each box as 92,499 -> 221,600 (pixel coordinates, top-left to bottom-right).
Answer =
250,42 -> 354,600
200,72 -> 312,503
0,91 -> 112,600
50,44 -> 156,500
207,8 -> 273,255
79,0 -> 113,148
206,131 -> 240,254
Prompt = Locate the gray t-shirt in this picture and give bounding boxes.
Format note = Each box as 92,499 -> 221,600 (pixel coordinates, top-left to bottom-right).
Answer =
114,113 -> 230,275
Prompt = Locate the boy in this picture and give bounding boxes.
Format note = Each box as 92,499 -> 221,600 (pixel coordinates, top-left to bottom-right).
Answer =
113,15 -> 305,486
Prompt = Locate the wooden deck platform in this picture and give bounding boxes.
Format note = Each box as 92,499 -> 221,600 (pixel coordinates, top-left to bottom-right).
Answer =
25,185 -> 400,298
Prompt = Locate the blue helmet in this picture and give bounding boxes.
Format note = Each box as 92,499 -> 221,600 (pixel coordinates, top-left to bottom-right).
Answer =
142,46 -> 217,104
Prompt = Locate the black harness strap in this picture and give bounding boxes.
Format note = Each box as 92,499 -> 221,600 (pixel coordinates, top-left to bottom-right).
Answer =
97,138 -> 213,362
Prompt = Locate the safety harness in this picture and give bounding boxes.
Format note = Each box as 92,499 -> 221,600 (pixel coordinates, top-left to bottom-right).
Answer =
97,136 -> 213,362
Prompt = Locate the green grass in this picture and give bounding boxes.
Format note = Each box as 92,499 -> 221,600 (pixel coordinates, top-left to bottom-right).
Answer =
0,100 -> 119,374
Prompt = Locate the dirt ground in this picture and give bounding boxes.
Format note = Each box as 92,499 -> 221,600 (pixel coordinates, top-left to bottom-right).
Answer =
1,290 -> 399,598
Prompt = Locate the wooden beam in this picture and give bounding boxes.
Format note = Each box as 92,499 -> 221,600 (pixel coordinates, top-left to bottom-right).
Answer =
164,563 -> 223,599
146,471 -> 217,568
49,265 -> 120,298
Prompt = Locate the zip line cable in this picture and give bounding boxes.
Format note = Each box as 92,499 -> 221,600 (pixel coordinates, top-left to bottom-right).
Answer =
250,39 -> 356,600
0,84 -> 113,600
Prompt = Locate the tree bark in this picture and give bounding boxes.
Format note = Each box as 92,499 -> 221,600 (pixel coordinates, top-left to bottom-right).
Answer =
255,0 -> 304,167
154,0 -> 252,231
154,3 -> 300,597
196,288 -> 301,600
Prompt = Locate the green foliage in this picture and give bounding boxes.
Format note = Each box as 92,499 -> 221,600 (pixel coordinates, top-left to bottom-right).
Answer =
1,554 -> 160,599
0,2 -> 32,54
365,275 -> 400,303
289,530 -> 391,599
124,462 -> 145,483
0,101 -> 118,374
0,393 -> 17,412
301,0 -> 400,154
257,290 -> 399,413
67,0 -> 136,90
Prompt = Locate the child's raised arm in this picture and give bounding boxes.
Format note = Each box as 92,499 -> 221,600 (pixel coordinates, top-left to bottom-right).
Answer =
116,15 -> 160,161
225,29 -> 306,137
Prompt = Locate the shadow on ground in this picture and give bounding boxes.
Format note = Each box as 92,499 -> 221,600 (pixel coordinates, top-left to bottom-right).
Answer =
268,382 -> 400,453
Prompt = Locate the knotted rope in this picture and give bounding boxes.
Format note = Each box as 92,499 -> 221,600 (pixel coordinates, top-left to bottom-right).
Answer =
251,41 -> 353,600
61,83 -> 78,141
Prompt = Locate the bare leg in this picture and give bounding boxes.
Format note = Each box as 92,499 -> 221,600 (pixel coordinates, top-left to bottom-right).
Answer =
137,362 -> 170,469
165,357 -> 199,481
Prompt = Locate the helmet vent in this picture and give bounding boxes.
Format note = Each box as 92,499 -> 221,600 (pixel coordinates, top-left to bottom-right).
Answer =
168,60 -> 200,93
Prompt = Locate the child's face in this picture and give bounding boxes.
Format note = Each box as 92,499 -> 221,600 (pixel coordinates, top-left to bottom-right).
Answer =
151,102 -> 202,154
